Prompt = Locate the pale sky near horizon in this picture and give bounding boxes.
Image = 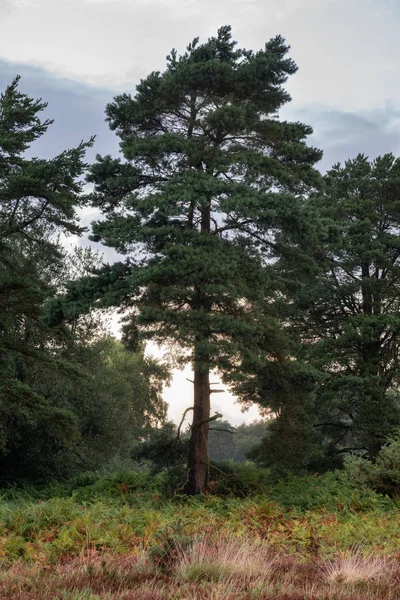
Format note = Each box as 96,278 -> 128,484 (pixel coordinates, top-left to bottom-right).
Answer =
1,0 -> 400,424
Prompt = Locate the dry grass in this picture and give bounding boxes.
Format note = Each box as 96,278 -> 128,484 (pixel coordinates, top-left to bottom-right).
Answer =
175,534 -> 274,583
1,537 -> 400,599
323,550 -> 393,585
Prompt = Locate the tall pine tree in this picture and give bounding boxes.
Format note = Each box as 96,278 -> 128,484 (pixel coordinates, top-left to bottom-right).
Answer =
51,27 -> 321,493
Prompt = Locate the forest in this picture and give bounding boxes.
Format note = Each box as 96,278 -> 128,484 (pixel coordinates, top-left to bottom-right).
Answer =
2,26 -> 400,600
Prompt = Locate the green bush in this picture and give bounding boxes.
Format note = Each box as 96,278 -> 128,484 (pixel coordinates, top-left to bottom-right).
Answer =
208,461 -> 271,497
343,431 -> 400,496
0,468 -> 167,511
266,471 -> 392,512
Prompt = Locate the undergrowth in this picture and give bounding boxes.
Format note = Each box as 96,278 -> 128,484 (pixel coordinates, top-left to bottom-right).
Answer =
1,468 -> 400,598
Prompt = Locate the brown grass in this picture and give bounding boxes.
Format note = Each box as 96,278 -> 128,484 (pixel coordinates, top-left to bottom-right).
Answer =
323,551 -> 393,585
1,537 -> 399,599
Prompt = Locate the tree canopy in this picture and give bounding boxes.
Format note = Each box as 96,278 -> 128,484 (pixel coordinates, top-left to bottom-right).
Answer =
0,78 -> 169,483
252,153 -> 400,471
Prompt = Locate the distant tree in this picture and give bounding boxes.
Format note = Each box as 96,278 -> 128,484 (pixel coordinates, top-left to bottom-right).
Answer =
234,421 -> 268,461
66,337 -> 169,466
49,26 -> 321,493
207,420 -> 236,462
207,419 -> 267,462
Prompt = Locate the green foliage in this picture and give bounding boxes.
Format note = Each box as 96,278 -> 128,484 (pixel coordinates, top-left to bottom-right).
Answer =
235,356 -> 324,475
304,155 -> 400,457
0,377 -> 80,482
0,469 -> 398,570
0,327 -> 169,483
47,26 -> 321,493
0,82 -> 169,484
132,421 -> 269,495
4,40 -> 400,488
73,26 -> 320,372
132,422 -> 188,471
258,153 -> 400,470
0,78 -> 94,482
134,419 -> 267,472
208,461 -> 271,497
132,422 -> 189,495
66,337 -> 169,468
343,430 -> 400,496
266,471 -> 392,513
0,77 -> 170,489
68,470 -> 161,504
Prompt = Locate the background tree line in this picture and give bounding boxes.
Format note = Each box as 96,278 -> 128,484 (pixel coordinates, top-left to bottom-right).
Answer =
2,27 -> 400,490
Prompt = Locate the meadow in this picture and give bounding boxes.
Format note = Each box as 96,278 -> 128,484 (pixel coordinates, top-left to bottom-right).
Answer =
2,467 -> 400,599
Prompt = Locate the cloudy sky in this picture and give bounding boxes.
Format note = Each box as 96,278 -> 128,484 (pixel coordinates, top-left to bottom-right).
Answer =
1,0 -> 399,423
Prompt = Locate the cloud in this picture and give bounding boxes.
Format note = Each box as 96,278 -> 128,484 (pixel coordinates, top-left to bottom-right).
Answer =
0,0 -> 398,113
0,0 -> 12,16
286,105 -> 400,171
0,58 -> 118,160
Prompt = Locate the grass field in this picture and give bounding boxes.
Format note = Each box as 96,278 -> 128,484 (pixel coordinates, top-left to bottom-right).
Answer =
1,468 -> 400,599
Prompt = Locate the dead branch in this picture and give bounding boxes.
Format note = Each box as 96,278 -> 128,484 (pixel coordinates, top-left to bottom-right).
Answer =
176,406 -> 194,440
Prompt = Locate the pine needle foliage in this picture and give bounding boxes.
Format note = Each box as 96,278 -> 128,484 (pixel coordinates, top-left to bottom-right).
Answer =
50,26 -> 321,493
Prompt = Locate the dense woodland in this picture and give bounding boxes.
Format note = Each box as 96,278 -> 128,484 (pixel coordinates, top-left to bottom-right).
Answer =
2,26 -> 400,496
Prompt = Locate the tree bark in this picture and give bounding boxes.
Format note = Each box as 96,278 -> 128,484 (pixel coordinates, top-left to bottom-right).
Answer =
183,347 -> 210,494
183,198 -> 211,495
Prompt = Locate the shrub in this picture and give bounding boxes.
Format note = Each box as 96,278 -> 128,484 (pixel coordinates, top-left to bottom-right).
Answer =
207,461 -> 271,497
265,471 -> 391,512
343,431 -> 400,496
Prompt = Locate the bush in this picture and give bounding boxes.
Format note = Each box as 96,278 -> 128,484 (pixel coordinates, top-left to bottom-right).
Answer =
343,431 -> 400,496
208,461 -> 271,497
266,471 -> 391,512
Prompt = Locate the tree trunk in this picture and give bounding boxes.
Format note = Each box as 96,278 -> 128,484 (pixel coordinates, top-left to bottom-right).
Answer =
183,199 -> 212,495
183,348 -> 210,494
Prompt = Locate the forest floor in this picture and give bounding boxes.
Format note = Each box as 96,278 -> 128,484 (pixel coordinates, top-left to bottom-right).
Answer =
1,469 -> 400,599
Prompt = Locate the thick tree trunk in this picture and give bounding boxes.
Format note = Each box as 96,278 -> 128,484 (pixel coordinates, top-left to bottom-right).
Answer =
183,348 -> 210,495
182,195 -> 212,495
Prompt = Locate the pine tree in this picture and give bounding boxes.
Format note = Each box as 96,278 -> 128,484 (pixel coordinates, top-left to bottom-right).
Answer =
280,154 -> 400,460
51,27 -> 321,493
0,77 -> 93,474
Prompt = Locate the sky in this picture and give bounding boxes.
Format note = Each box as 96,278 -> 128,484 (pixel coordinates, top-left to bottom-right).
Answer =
1,0 -> 400,424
